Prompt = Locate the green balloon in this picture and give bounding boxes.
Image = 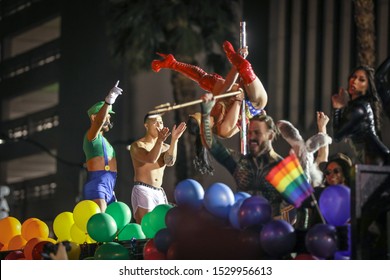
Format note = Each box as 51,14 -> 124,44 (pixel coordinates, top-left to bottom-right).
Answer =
105,201 -> 132,230
94,242 -> 130,260
117,223 -> 146,241
149,204 -> 173,232
141,212 -> 157,238
87,213 -> 117,242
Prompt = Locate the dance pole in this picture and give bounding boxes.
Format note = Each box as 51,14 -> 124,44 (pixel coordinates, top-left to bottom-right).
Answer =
239,21 -> 248,155
147,90 -> 243,115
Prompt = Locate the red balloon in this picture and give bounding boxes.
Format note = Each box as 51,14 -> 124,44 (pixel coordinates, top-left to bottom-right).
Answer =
32,240 -> 51,260
294,253 -> 316,260
5,250 -> 25,260
143,239 -> 166,260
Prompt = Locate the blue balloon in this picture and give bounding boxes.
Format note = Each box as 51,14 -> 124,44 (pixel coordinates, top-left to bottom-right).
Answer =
228,199 -> 245,229
154,228 -> 173,254
319,185 -> 351,226
234,192 -> 251,202
305,224 -> 338,258
174,179 -> 204,210
238,196 -> 271,229
203,182 -> 235,219
260,220 -> 296,257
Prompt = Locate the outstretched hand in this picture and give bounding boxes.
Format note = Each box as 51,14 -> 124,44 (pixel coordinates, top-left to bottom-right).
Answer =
331,88 -> 349,109
171,122 -> 187,140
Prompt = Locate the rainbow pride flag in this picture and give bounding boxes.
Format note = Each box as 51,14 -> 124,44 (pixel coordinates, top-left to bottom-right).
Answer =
265,152 -> 313,208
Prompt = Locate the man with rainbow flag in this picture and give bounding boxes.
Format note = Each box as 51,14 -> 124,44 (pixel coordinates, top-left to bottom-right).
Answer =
199,99 -> 296,221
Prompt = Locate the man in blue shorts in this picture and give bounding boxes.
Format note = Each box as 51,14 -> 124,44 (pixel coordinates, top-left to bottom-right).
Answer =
83,81 -> 123,212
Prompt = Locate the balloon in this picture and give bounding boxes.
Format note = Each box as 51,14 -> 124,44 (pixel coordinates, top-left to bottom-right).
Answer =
53,211 -> 74,241
87,213 -> 117,242
203,182 -> 235,219
143,239 -> 166,260
70,224 -> 87,244
32,240 -> 53,260
105,201 -> 132,231
319,185 -> 351,226
305,224 -> 338,259
141,212 -> 157,238
165,206 -> 184,236
149,204 -> 173,232
0,216 -> 22,245
117,223 -> 146,241
334,251 -> 350,260
21,219 -> 49,240
64,241 -> 80,260
94,242 -> 130,260
236,230 -> 264,259
21,218 -> 40,239
234,191 -> 251,202
4,250 -> 25,260
7,234 -> 27,250
260,220 -> 296,257
228,199 -> 245,229
174,179 -> 204,210
238,196 -> 271,229
23,237 -> 45,260
154,228 -> 173,253
294,253 -> 316,260
73,200 -> 101,232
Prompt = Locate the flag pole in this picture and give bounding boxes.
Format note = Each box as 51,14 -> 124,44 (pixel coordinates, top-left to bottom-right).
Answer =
310,193 -> 326,224
239,21 -> 248,155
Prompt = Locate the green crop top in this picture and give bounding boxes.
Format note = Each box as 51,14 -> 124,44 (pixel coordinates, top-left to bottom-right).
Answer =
83,133 -> 116,161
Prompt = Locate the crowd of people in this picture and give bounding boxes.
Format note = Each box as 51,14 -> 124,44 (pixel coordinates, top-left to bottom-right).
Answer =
80,40 -> 389,237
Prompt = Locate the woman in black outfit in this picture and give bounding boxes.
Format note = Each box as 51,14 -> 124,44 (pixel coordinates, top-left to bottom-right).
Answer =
332,65 -> 390,165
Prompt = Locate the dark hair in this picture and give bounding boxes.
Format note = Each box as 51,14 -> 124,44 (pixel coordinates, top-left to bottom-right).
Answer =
348,65 -> 383,134
250,114 -> 280,136
324,153 -> 352,186
143,113 -> 162,123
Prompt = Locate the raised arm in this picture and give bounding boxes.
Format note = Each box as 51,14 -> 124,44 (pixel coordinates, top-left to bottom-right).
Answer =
315,111 -> 330,165
87,81 -> 123,141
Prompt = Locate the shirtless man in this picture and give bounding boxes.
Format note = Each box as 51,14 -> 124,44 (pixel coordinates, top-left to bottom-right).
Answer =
83,81 -> 123,212
130,114 -> 186,224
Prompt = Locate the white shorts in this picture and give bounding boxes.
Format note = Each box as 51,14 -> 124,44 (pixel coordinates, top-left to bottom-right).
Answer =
131,181 -> 168,214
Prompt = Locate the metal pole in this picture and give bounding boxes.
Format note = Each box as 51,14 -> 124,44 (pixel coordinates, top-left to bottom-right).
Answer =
239,21 -> 247,155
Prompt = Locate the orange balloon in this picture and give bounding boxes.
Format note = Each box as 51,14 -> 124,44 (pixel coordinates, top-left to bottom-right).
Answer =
0,216 -> 22,245
23,237 -> 44,260
7,234 -> 27,250
21,218 -> 40,239
22,219 -> 49,240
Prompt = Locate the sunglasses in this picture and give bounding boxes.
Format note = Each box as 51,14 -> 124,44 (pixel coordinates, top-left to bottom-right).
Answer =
324,167 -> 342,176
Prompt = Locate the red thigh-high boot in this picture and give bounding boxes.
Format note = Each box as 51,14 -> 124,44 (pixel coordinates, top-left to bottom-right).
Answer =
223,41 -> 257,85
151,53 -> 222,92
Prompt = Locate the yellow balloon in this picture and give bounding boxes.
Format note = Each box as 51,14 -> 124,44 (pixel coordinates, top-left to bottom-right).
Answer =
53,212 -> 74,241
0,216 -> 22,245
7,234 -> 27,250
70,224 -> 87,244
67,241 -> 81,260
73,200 -> 100,232
22,219 -> 49,240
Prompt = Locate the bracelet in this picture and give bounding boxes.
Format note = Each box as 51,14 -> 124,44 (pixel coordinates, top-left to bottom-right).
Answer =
105,101 -> 112,106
